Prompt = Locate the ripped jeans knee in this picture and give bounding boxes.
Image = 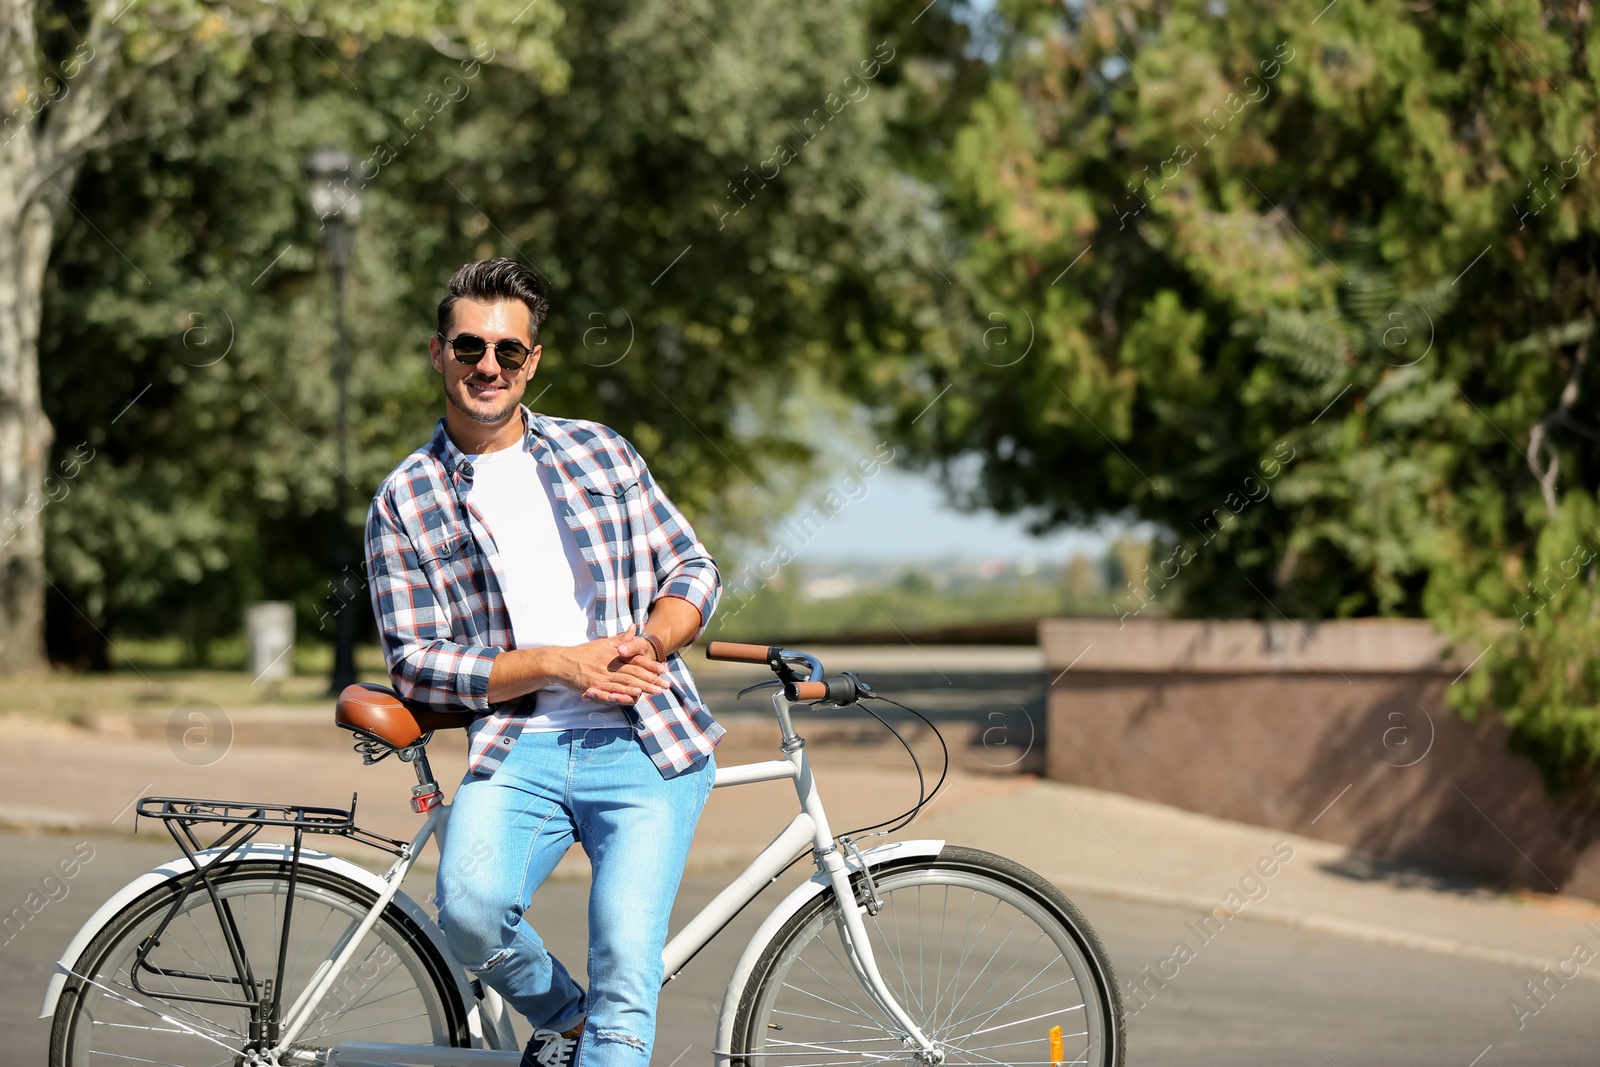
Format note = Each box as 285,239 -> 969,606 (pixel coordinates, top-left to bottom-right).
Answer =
466,945 -> 516,977
593,1029 -> 646,1050
581,1026 -> 652,1065
439,900 -> 535,978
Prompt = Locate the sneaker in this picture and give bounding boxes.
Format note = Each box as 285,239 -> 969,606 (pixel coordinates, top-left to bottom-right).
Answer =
519,1026 -> 580,1067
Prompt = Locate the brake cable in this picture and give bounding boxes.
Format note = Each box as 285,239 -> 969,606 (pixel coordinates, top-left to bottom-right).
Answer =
840,688 -> 951,841
734,668 -> 952,840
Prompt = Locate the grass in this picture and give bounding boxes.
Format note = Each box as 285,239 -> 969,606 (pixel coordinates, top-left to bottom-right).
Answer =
1,643 -> 394,722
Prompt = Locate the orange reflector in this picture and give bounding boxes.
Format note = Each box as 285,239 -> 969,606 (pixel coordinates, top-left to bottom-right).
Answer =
1049,1024 -> 1064,1066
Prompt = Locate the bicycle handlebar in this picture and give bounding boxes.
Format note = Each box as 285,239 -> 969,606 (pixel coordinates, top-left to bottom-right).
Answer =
705,641 -> 822,683
789,675 -> 867,706
705,639 -> 868,707
705,641 -> 774,663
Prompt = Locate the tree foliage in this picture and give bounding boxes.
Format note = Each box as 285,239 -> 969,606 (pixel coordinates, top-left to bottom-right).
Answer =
846,0 -> 1600,788
40,0 -> 924,664
35,0 -> 1600,792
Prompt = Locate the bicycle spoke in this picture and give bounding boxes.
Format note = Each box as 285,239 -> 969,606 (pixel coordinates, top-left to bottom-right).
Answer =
298,939 -> 387,1033
90,1016 -> 233,1067
809,929 -> 897,1025
737,855 -> 1118,1067
301,978 -> 446,1043
84,1047 -> 232,1067
169,909 -> 247,1009
83,1046 -> 198,1066
783,955 -> 886,1027
67,969 -> 241,1056
770,1007 -> 895,1034
305,978 -> 418,1031
744,1041 -> 910,1064
300,1009 -> 430,1042
917,884 -> 925,1017
942,929 -> 1051,1035
947,1051 -> 1082,1067
958,1032 -> 1087,1053
949,974 -> 1082,1039
966,1004 -> 1086,1038
94,1023 -> 212,1038
932,884 -> 949,1028
947,1032 -> 1092,1067
869,897 -> 923,1018
90,975 -> 241,1045
291,884 -> 334,993
89,983 -> 240,1048
55,868 -> 461,1067
933,911 -> 1026,1035
935,889 -> 997,1037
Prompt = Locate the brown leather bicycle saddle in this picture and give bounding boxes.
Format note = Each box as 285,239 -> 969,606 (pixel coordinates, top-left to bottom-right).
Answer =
335,683 -> 474,749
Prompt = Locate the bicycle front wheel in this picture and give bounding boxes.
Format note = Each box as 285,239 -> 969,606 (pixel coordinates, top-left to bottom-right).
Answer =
49,860 -> 471,1066
732,845 -> 1124,1067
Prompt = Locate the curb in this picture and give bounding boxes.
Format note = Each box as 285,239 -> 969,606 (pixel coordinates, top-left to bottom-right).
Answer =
0,806 -> 90,834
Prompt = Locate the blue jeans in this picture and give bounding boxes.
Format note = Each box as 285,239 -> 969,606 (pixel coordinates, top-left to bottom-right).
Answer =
436,727 -> 714,1066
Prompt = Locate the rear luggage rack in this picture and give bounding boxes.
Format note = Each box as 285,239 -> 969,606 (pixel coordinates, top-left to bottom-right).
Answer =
136,794 -> 411,859
126,795 -> 412,1031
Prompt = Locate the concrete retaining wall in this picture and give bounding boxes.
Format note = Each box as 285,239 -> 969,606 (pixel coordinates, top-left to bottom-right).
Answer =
1041,618 -> 1600,898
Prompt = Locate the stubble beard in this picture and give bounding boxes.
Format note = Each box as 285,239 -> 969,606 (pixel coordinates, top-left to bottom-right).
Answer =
446,374 -> 525,425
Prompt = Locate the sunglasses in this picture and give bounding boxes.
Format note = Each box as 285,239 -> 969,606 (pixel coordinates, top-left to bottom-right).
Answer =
437,332 -> 534,371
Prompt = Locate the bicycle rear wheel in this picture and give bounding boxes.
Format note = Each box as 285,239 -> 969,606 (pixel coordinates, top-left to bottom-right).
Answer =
49,860 -> 470,1066
732,845 -> 1124,1066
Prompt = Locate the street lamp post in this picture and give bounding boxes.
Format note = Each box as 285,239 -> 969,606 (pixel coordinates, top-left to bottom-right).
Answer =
304,148 -> 362,694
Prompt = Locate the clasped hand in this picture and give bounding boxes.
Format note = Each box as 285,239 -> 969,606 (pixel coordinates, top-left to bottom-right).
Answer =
546,625 -> 668,705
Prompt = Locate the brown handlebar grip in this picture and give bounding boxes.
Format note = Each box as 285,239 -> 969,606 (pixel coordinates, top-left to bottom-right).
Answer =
705,641 -> 774,663
790,681 -> 828,701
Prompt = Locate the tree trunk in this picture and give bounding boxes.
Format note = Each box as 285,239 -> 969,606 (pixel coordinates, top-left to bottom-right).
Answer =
0,0 -> 120,670
0,196 -> 59,672
0,0 -> 49,671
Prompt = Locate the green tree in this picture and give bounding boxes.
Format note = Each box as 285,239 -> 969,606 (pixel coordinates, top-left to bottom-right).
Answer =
35,0 -> 932,665
851,0 -> 1600,785
2,0 -> 561,670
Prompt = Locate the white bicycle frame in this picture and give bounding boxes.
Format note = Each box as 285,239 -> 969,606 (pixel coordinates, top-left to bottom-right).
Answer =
44,688 -> 947,1067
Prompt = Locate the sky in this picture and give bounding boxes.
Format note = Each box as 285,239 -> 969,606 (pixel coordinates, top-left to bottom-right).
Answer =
748,394 -> 1133,565
773,463 -> 1119,563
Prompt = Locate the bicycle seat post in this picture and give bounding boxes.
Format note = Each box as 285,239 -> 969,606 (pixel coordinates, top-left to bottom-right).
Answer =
399,740 -> 442,814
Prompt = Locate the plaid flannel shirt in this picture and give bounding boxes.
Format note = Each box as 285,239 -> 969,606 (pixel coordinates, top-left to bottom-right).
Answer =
364,404 -> 724,779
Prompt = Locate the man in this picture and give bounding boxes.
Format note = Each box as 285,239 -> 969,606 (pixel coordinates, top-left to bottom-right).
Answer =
364,258 -> 723,1067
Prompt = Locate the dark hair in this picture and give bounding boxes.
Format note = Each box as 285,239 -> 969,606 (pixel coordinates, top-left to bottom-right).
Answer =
436,258 -> 550,342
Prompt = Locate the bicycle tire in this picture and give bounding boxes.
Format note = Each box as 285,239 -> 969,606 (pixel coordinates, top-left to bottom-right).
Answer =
731,845 -> 1124,1067
49,859 -> 472,1066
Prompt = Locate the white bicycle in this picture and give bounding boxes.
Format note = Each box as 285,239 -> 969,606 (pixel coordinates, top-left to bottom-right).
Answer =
41,642 -> 1124,1066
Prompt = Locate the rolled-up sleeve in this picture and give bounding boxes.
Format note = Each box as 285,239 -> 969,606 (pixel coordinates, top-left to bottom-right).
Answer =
620,437 -> 721,640
364,489 -> 501,711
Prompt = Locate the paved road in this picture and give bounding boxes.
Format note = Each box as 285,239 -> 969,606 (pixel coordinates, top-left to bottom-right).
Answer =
5,829 -> 1596,1065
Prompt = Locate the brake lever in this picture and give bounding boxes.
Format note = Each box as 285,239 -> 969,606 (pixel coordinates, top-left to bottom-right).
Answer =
793,672 -> 876,709
737,678 -> 784,700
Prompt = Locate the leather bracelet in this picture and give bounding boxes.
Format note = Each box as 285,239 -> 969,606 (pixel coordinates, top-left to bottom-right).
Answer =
640,631 -> 667,663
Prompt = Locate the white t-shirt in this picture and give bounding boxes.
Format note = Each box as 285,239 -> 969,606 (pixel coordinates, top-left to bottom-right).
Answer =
464,443 -> 630,732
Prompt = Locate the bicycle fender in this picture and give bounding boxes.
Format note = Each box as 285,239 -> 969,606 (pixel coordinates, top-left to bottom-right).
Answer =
37,842 -> 486,1042
712,837 -> 946,1063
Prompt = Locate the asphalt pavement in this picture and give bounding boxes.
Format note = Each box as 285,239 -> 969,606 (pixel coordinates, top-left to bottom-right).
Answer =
5,828 -> 1598,1066
6,646 -> 1600,1064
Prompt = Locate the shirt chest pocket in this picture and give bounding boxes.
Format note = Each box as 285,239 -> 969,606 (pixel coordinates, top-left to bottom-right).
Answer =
576,476 -> 640,530
570,476 -> 643,598
415,526 -> 479,601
